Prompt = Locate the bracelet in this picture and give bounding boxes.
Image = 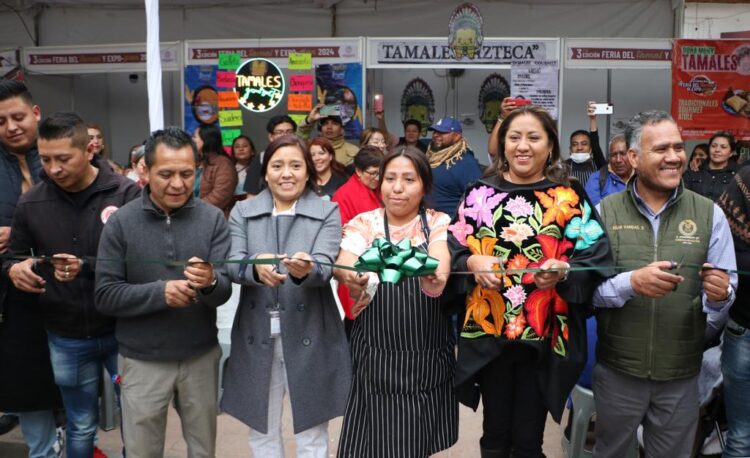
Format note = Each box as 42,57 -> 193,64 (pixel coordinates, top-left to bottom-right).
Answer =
421,287 -> 443,298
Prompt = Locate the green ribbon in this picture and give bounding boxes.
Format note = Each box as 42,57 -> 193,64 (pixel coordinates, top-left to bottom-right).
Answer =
353,237 -> 439,283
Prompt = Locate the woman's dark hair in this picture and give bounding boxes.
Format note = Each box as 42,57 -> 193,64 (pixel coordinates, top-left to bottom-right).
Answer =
261,134 -> 318,192
689,143 -> 709,166
308,137 -> 346,176
379,146 -> 433,198
354,146 -> 384,171
403,119 -> 422,132
487,105 -> 568,186
195,124 -> 225,166
709,131 -> 736,155
230,135 -> 256,163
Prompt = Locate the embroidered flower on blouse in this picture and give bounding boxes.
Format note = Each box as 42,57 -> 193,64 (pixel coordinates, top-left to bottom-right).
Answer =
504,285 -> 527,309
564,201 -> 605,251
535,186 -> 581,227
449,203 -> 474,246
504,195 -> 534,218
500,222 -> 534,245
466,285 -> 506,335
504,313 -> 526,340
464,185 -> 508,227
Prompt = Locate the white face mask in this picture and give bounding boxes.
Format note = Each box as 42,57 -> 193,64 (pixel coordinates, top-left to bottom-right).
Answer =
570,153 -> 590,164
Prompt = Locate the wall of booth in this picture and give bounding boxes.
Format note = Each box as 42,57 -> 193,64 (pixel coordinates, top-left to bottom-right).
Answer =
13,36 -> 686,167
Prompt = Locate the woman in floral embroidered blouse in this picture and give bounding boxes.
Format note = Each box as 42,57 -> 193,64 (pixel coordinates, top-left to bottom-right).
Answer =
448,106 -> 614,457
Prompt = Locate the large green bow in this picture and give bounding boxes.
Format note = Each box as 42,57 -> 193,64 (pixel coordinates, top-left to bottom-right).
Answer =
354,237 -> 439,283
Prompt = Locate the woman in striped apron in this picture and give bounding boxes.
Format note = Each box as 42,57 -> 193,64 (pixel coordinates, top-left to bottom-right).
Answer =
335,146 -> 458,457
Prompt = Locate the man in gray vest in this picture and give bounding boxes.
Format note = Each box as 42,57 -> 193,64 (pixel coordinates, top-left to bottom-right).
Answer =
592,110 -> 737,458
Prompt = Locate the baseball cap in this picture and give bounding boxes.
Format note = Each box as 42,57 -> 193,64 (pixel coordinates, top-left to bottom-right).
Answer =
428,117 -> 462,134
318,115 -> 344,130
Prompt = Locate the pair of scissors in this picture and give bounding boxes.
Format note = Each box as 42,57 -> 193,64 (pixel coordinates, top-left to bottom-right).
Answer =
668,255 -> 685,291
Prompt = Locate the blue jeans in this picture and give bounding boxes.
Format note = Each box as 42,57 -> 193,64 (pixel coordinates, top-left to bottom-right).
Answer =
16,410 -> 57,458
47,332 -> 118,458
722,318 -> 750,457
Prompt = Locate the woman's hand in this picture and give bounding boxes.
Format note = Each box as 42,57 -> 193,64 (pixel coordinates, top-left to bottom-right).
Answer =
533,258 -> 569,290
467,255 -> 504,290
254,253 -> 288,287
282,252 -> 314,280
351,291 -> 372,318
420,272 -> 447,296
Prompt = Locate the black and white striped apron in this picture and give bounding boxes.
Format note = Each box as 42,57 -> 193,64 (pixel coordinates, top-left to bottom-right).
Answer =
337,251 -> 458,458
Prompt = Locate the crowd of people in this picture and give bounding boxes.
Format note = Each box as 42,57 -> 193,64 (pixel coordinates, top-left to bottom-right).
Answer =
0,78 -> 748,458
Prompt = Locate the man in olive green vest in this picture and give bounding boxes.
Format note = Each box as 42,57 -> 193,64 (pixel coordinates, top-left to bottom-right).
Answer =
592,110 -> 737,458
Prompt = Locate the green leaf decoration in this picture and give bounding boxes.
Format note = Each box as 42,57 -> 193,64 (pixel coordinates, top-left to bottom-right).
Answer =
553,336 -> 567,356
522,243 -> 543,262
534,201 -> 543,222
521,327 -> 536,339
538,225 -> 562,239
476,226 -> 496,238
461,330 -> 487,339
492,204 -> 505,225
529,216 -> 540,232
494,245 -> 511,261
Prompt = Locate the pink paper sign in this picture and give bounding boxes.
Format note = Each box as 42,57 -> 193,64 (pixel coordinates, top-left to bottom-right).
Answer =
289,74 -> 314,92
216,71 -> 236,88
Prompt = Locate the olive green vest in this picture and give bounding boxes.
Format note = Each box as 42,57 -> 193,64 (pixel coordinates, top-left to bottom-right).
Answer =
597,181 -> 713,380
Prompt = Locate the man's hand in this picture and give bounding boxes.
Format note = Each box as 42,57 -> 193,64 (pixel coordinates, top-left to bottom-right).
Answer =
184,257 -> 215,290
306,103 -> 324,124
282,252 -> 314,280
8,258 -> 46,294
587,100 -> 597,119
50,254 -> 82,283
0,226 -> 10,254
165,280 -> 196,308
630,261 -> 683,298
254,253 -> 288,288
700,263 -> 730,302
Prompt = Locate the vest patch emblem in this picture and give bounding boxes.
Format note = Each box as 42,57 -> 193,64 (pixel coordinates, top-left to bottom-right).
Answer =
100,205 -> 119,224
676,219 -> 701,244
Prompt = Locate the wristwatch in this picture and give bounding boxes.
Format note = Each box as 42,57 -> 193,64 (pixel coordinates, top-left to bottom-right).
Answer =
201,275 -> 218,294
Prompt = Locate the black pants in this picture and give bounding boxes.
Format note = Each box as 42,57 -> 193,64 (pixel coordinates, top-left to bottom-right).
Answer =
478,344 -> 547,458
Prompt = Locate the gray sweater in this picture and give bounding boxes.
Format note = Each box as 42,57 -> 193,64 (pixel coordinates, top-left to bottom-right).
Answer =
95,190 -> 232,361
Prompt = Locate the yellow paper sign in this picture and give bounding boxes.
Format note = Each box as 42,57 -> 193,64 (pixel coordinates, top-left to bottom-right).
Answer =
219,109 -> 243,127
288,53 -> 312,70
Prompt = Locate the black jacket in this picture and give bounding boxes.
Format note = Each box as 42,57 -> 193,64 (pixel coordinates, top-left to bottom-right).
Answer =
684,161 -> 738,203
3,156 -> 141,338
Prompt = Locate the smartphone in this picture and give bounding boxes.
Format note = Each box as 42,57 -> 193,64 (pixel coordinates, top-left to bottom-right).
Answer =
593,103 -> 614,115
373,94 -> 384,112
319,104 -> 342,117
512,97 -> 532,106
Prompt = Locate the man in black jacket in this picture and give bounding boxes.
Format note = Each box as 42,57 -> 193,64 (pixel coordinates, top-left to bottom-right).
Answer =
0,80 -> 62,454
5,111 -> 140,457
